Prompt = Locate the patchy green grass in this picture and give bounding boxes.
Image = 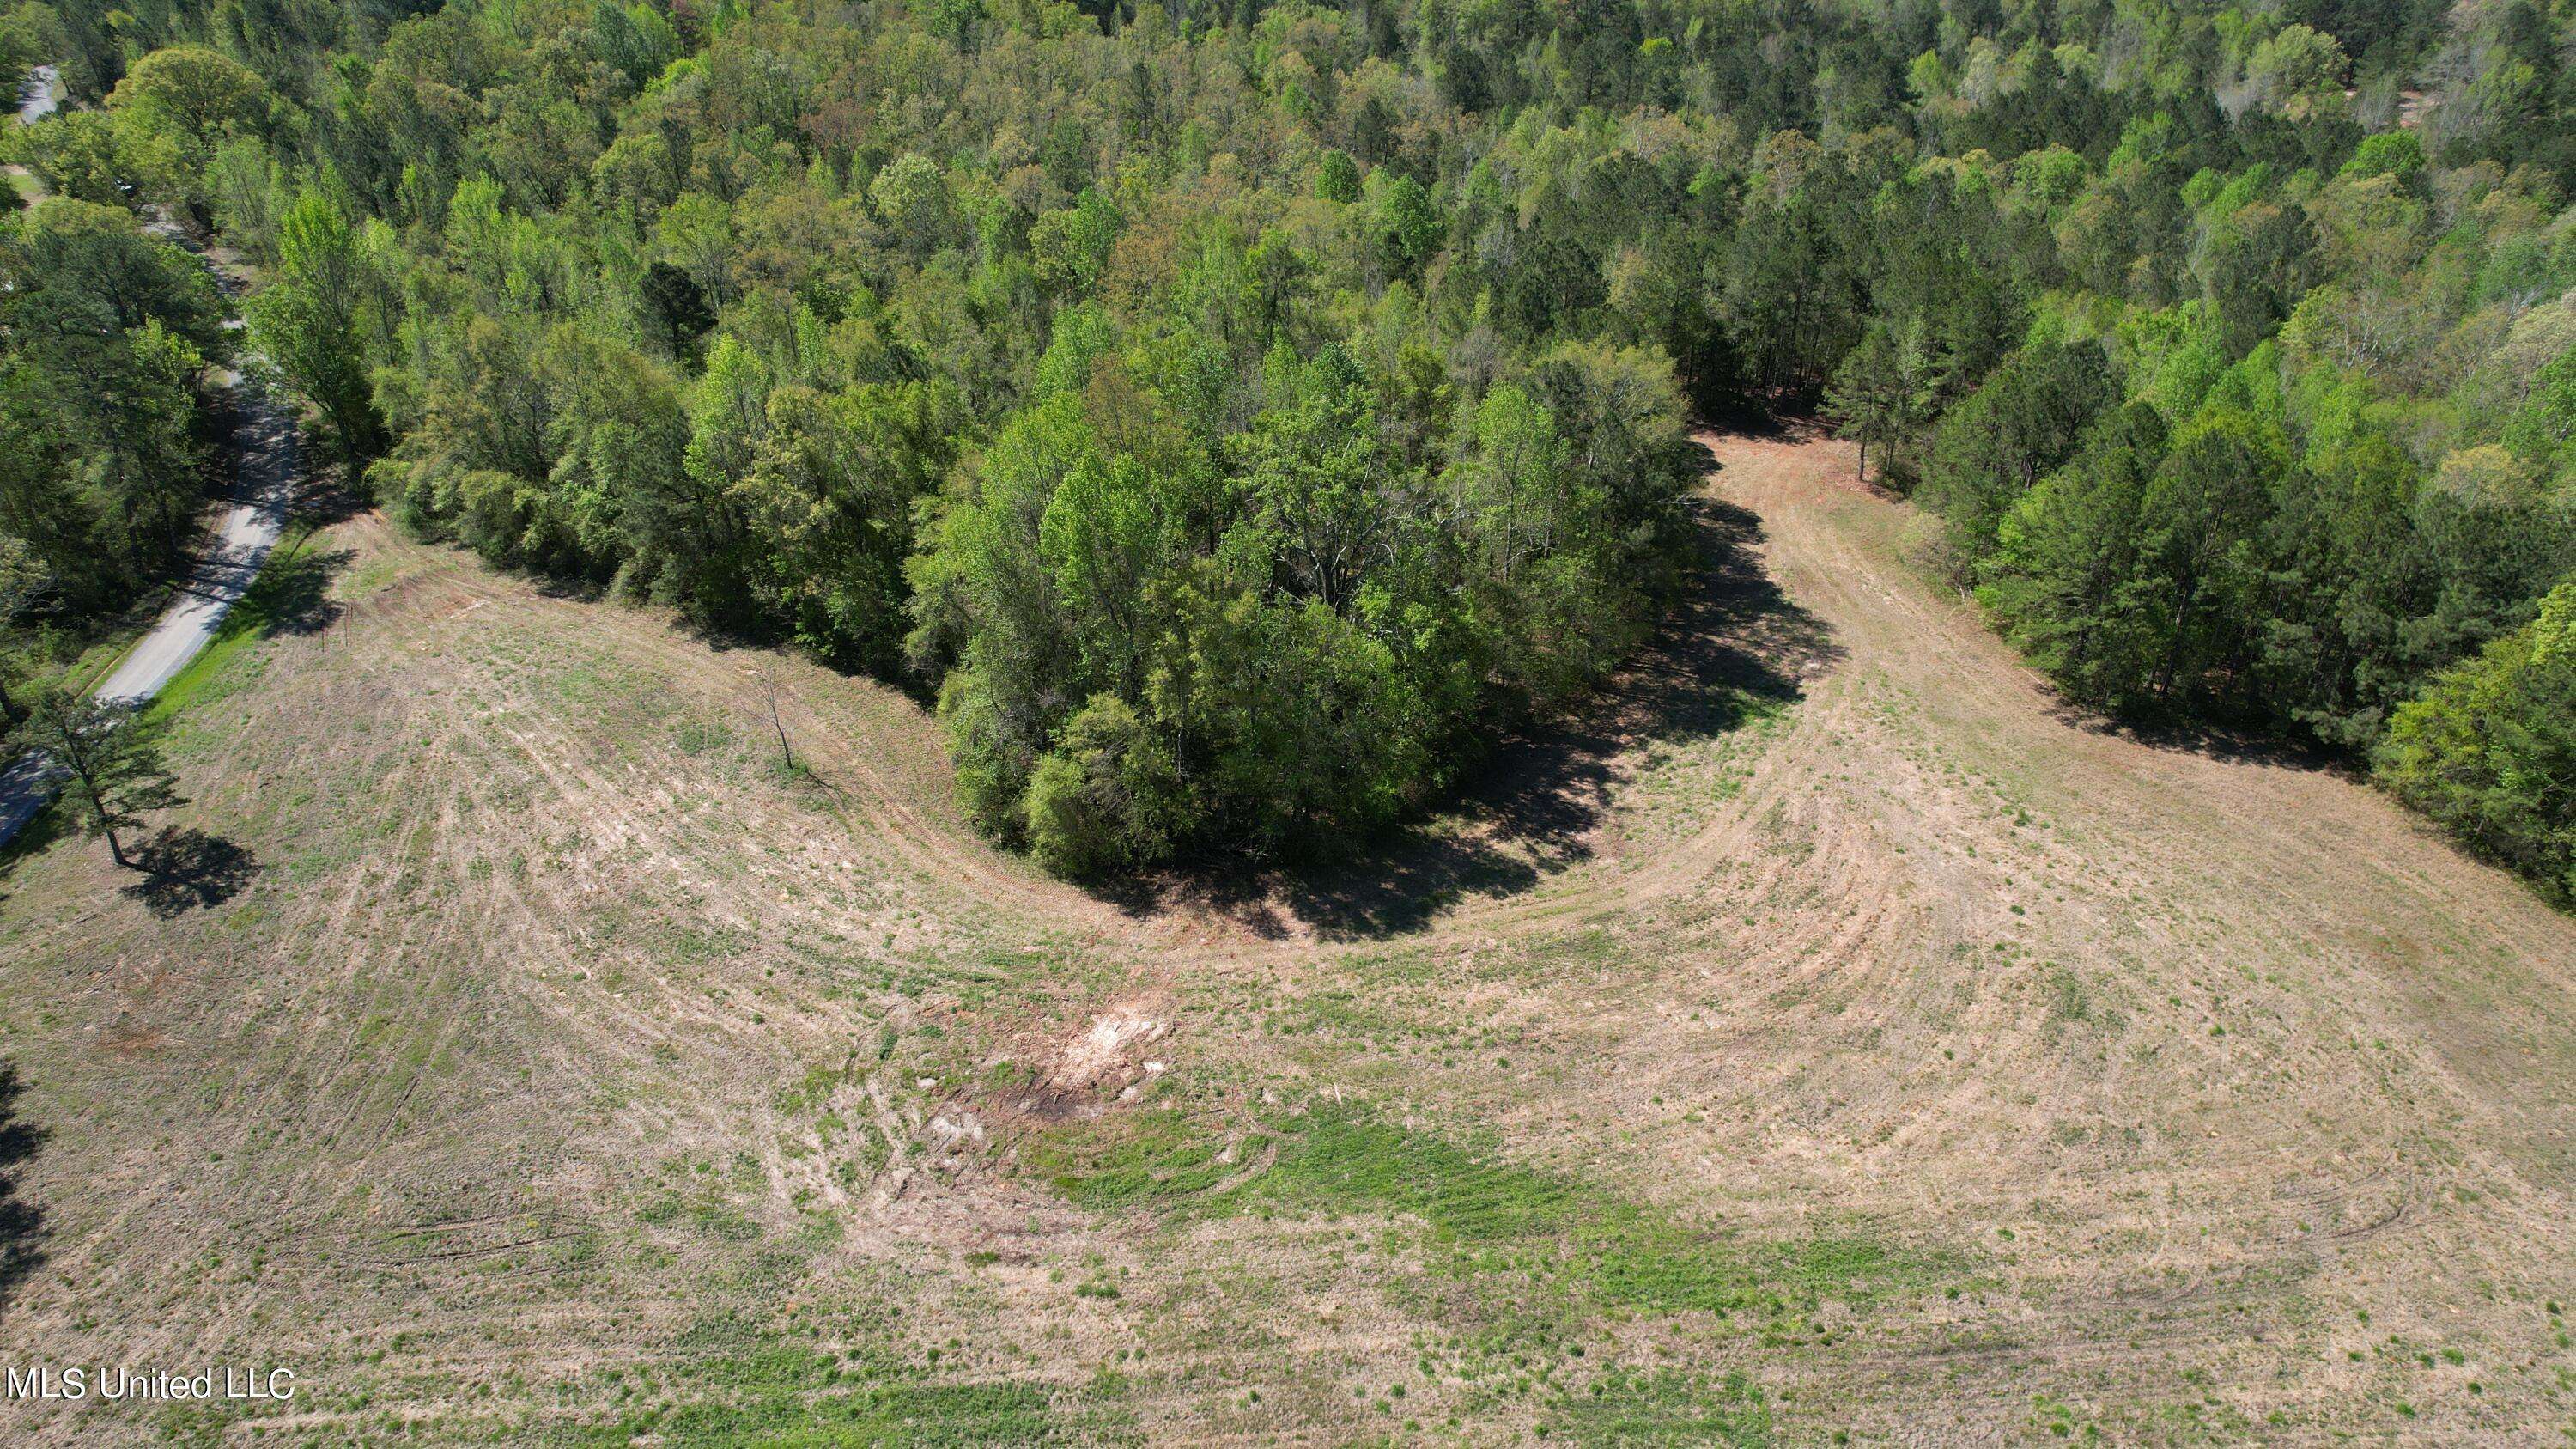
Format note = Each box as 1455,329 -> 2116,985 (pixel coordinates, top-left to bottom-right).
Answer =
1627,688 -> 1795,832
559,1342 -> 1080,1447
146,533 -> 343,725
1548,1367 -> 1772,1446
151,1341 -> 1083,1449
592,1376 -> 1068,1447
1035,1101 -> 1959,1320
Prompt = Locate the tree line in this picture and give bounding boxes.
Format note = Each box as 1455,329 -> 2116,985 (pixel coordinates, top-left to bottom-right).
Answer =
1,21 -> 239,726
5,0 -> 2571,893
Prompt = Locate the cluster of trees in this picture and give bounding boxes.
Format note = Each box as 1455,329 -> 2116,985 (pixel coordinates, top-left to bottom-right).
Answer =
2379,580 -> 2576,901
21,0 -> 1710,872
1870,27 -> 2576,898
0,26 -> 225,871
0,177 -> 231,724
9,0 -> 2573,892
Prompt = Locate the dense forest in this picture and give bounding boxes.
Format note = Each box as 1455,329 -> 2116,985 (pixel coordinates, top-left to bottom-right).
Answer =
0,28 -> 234,723
3,0 -> 2573,894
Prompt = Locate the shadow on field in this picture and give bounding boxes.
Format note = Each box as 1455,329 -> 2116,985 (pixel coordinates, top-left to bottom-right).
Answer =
1154,453 -> 1842,941
238,544 -> 350,639
119,827 -> 259,916
0,1062 -> 46,1322
2048,702 -> 2352,774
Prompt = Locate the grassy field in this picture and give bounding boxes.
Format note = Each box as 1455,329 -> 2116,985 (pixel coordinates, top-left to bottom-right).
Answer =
0,432 -> 2571,1446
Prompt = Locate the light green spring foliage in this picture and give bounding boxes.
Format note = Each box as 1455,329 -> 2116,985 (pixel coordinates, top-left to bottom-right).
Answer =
248,186 -> 380,462
12,0 -> 2576,887
2379,581 -> 2576,902
0,194 -> 227,624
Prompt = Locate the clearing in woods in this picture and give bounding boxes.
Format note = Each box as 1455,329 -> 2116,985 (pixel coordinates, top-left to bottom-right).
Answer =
0,430 -> 2570,1445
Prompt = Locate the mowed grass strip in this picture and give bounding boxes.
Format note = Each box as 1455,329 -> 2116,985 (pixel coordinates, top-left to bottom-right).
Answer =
145,534 -> 340,724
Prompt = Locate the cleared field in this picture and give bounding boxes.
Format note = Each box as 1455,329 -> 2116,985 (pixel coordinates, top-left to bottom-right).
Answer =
0,431 -> 2570,1446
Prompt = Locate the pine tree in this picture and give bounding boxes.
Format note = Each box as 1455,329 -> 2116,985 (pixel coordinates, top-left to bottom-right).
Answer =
1825,320 -> 1941,483
1824,325 -> 1901,482
15,687 -> 186,868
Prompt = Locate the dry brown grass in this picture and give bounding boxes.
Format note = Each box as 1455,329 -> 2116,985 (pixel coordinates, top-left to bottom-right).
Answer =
0,433 -> 2569,1446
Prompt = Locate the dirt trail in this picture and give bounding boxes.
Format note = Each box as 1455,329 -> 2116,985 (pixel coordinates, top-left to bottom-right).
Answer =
1358,427 -> 2576,1435
1528,429 -> 2576,1185
1448,429 -> 2576,973
1681,427 -> 2575,979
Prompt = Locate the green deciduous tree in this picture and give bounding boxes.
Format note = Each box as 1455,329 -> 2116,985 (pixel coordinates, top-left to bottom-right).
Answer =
1023,692 -> 1176,877
105,46 -> 267,156
2378,581 -> 2576,902
0,533 -> 45,728
2505,350 -> 2576,489
249,188 -> 382,464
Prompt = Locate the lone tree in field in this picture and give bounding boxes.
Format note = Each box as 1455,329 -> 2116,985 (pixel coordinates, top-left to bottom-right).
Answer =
14,687 -> 186,868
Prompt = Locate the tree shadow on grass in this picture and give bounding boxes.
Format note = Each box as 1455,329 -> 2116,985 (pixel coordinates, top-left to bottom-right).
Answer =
234,544 -> 350,639
2043,700 -> 2357,776
0,1062 -> 47,1324
118,827 -> 258,917
270,435 -> 371,534
1127,455 -> 1844,941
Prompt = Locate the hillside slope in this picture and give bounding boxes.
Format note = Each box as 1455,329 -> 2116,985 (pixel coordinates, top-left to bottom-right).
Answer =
0,432 -> 2569,1445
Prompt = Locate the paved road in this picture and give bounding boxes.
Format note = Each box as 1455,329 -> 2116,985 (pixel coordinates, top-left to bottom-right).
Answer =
88,405 -> 296,706
0,65 -> 298,850
15,63 -> 56,124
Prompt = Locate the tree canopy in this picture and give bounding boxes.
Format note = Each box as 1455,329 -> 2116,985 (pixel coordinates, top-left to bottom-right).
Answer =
9,0 -> 2574,891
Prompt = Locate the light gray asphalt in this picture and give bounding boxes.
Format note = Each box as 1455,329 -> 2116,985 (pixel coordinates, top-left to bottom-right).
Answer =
15,64 -> 55,123
88,404 -> 295,707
